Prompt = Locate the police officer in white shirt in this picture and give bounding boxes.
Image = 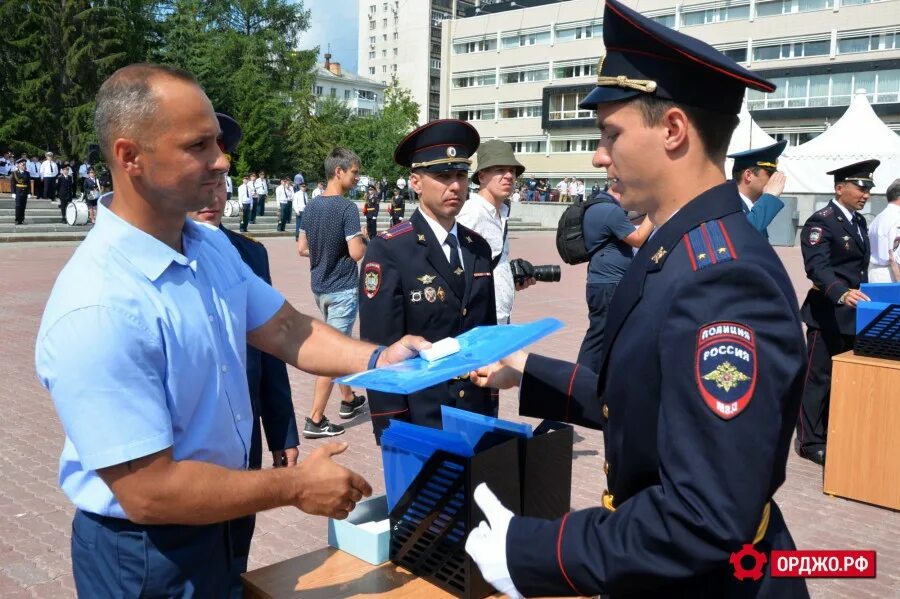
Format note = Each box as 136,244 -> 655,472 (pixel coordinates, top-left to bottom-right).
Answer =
311,181 -> 325,198
868,178 -> 900,282
27,156 -> 41,196
41,152 -> 60,201
224,172 -> 233,203
275,177 -> 294,232
256,170 -> 269,217
458,140 -> 534,324
238,175 -> 252,232
293,182 -> 308,240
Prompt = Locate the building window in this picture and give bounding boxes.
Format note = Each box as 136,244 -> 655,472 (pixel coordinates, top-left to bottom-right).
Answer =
369,50 -> 375,59
431,10 -> 450,25
555,23 -> 602,42
453,72 -> 497,88
746,68 -> 900,109
682,2 -> 750,26
553,62 -> 597,79
507,140 -> 546,153
383,65 -> 387,73
431,58 -> 442,69
358,90 -> 377,100
837,31 -> 898,55
369,36 -> 375,45
382,2 -> 387,10
453,107 -> 496,121
368,67 -> 375,75
392,64 -> 397,72
369,4 -> 376,14
756,0 -> 832,17
393,47 -> 398,56
393,32 -> 399,40
550,138 -> 599,153
314,85 -> 323,95
752,39 -> 829,61
382,49 -> 387,57
383,18 -> 387,26
330,88 -> 336,97
501,66 -> 550,84
651,13 -> 676,28
454,38 -> 497,54
501,30 -> 551,49
344,89 -> 351,100
548,92 -> 594,120
721,48 -> 748,62
499,104 -> 542,119
369,20 -> 376,30
842,0 -> 887,4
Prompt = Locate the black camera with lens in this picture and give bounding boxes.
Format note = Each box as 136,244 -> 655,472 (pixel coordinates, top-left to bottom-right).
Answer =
509,258 -> 561,285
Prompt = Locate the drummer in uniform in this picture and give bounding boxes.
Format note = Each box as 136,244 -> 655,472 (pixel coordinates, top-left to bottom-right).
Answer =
363,183 -> 380,238
795,159 -> 877,465
358,120 -> 498,443
388,188 -> 405,226
12,157 -> 30,225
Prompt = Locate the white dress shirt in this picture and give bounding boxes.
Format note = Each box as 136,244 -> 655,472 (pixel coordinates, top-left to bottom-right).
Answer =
831,199 -> 863,241
275,183 -> 293,204
418,209 -> 465,268
739,191 -> 754,212
238,183 -> 251,205
27,161 -> 40,178
254,178 -> 267,196
457,193 -> 514,322
312,186 -> 324,198
292,190 -> 308,214
224,176 -> 233,193
868,202 -> 900,267
40,159 -> 58,178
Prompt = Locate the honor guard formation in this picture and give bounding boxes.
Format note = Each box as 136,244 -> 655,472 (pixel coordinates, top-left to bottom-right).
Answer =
12,0 -> 896,596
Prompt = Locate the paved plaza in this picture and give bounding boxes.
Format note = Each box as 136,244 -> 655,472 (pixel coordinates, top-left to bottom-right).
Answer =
0,231 -> 897,598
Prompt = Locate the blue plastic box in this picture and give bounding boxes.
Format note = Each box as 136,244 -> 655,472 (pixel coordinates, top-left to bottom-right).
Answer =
327,495 -> 391,565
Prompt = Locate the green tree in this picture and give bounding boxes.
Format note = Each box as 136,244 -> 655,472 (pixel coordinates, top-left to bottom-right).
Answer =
349,81 -> 419,181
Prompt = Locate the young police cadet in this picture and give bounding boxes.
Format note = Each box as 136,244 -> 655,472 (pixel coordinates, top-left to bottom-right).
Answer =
464,1 -> 809,596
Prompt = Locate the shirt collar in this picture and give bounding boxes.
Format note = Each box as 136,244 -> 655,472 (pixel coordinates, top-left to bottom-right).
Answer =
831,199 -> 856,222
470,192 -> 508,219
418,208 -> 458,245
738,191 -> 754,211
96,193 -> 201,281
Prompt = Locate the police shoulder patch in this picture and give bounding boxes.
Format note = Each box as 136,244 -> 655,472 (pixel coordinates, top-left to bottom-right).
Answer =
807,226 -> 823,245
695,322 -> 757,420
363,262 -> 382,299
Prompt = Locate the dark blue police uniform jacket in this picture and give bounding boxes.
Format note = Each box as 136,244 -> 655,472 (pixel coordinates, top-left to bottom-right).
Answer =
742,192 -> 784,239
799,201 -> 870,337
505,182 -> 809,598
359,209 -> 497,442
222,227 -> 299,467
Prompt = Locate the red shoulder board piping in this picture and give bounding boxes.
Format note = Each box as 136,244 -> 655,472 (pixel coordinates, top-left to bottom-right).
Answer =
378,221 -> 413,240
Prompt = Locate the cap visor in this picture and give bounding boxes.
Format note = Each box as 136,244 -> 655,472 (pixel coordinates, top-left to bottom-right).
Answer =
579,86 -> 640,110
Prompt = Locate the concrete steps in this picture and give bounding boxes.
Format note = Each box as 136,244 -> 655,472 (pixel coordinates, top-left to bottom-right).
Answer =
0,195 -> 551,242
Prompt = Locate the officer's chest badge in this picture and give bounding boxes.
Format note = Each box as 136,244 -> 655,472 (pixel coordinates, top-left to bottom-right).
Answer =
436,286 -> 446,302
453,267 -> 464,276
410,289 -> 423,303
650,246 -> 667,264
417,234 -> 426,242
417,274 -> 437,285
424,286 -> 437,303
695,322 -> 756,420
465,235 -> 473,243
842,235 -> 851,251
363,263 -> 382,299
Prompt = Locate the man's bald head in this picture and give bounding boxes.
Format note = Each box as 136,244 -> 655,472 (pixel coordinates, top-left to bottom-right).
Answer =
93,64 -> 198,162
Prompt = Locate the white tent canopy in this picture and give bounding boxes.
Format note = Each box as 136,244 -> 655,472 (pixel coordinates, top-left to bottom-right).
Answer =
724,102 -> 778,175
780,91 -> 900,194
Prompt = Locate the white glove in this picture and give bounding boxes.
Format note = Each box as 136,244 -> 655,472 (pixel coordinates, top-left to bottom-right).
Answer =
465,483 -> 524,599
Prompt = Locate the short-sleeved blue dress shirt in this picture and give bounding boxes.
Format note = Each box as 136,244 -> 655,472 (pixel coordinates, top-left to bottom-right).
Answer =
35,195 -> 285,518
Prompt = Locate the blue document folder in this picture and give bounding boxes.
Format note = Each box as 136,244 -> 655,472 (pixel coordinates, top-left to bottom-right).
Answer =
336,317 -> 564,394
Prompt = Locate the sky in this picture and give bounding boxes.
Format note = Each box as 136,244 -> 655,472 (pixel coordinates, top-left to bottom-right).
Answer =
297,0 -> 360,73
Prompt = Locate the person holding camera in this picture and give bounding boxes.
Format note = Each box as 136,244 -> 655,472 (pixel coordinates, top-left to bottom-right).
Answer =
458,140 -> 534,324
358,119 -> 498,443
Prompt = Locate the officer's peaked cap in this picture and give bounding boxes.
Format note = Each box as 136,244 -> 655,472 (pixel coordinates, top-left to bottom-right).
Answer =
728,140 -> 788,172
215,112 -> 242,154
394,119 -> 480,173
579,0 -> 775,114
827,159 -> 880,189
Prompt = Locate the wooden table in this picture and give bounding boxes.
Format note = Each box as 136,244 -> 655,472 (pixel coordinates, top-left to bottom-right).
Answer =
242,547 -> 459,598
824,350 -> 900,510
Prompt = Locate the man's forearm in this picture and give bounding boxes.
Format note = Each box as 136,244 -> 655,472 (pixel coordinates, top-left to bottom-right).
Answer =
107,458 -> 295,525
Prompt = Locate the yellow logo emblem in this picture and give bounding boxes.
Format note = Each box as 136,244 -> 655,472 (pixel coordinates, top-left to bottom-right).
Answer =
702,361 -> 750,393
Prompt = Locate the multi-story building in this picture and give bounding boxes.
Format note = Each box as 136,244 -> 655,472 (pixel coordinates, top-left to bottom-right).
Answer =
358,0 -> 474,124
441,0 -> 900,185
312,54 -> 387,116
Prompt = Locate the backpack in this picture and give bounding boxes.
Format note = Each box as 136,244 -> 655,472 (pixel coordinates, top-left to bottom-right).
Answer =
555,192 -> 617,265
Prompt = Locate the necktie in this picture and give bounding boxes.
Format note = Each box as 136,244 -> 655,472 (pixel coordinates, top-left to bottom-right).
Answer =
446,233 -> 463,275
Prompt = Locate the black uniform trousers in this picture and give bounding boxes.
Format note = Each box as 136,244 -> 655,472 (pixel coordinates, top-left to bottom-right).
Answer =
576,282 -> 618,372
14,188 -> 28,224
277,202 -> 292,231
366,216 -> 378,239
257,193 -> 266,216
240,203 -> 252,231
249,196 -> 258,223
43,176 -> 57,201
796,326 -> 854,453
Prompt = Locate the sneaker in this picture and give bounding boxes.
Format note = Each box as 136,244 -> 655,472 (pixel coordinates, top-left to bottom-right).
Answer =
303,416 -> 345,439
339,393 -> 368,419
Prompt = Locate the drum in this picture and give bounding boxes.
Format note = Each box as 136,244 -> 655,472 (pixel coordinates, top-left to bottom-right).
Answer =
66,201 -> 89,226
224,199 -> 240,217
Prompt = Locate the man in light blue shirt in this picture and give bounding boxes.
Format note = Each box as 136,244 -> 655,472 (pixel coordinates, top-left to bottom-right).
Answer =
35,63 -> 424,598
